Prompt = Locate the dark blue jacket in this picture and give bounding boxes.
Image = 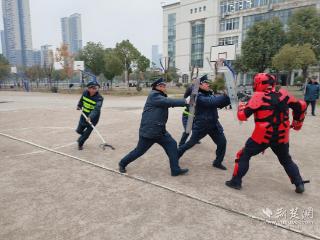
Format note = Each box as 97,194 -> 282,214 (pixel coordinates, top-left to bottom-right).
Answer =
77,90 -> 103,124
194,90 -> 230,131
305,83 -> 320,101
139,90 -> 186,139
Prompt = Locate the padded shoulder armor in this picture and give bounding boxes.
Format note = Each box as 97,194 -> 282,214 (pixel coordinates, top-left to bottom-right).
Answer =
247,92 -> 264,110
298,99 -> 307,112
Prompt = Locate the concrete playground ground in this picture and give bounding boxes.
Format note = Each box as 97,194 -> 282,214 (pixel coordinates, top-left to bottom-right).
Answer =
0,91 -> 319,240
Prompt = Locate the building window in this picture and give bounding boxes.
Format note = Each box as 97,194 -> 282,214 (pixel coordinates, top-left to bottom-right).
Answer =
219,0 -> 288,14
194,8 -> 197,13
190,9 -> 193,14
191,21 -> 205,68
168,13 -> 176,67
220,17 -> 239,32
203,6 -> 206,11
199,7 -> 202,12
242,8 -> 293,31
182,74 -> 189,83
218,36 -> 239,46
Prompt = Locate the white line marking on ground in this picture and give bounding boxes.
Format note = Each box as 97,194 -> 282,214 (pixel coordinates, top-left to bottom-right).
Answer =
4,141 -> 77,158
1,126 -> 75,132
0,132 -> 319,240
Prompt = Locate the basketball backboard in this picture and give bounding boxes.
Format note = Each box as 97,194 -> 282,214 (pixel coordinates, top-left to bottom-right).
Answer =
74,61 -> 85,71
210,45 -> 236,62
11,67 -> 17,74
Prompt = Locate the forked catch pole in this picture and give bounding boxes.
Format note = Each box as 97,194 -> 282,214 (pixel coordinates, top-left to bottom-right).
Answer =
81,112 -> 115,150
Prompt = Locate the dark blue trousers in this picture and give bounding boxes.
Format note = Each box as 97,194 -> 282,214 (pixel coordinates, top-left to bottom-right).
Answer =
119,133 -> 181,173
178,127 -> 227,164
76,115 -> 97,146
306,100 -> 316,115
179,114 -> 189,146
232,138 -> 303,185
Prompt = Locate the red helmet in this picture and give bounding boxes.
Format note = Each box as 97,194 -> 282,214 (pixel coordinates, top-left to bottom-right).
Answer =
253,73 -> 277,92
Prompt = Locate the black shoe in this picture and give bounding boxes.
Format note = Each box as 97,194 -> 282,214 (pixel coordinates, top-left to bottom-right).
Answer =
78,144 -> 83,150
171,168 -> 189,176
119,164 -> 126,173
295,183 -> 305,194
312,113 -> 316,116
225,180 -> 242,190
213,162 -> 227,170
76,129 -> 82,135
197,141 -> 201,144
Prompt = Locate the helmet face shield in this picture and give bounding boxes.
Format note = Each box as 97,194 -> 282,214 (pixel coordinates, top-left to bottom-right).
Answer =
253,73 -> 276,92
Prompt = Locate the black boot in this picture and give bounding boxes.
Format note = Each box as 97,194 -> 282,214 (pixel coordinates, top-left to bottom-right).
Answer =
78,142 -> 83,150
76,129 -> 83,135
225,180 -> 242,190
171,168 -> 189,176
213,161 -> 227,170
119,164 -> 126,173
295,183 -> 305,194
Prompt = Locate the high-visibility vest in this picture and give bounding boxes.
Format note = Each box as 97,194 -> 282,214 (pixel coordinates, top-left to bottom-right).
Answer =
82,96 -> 96,113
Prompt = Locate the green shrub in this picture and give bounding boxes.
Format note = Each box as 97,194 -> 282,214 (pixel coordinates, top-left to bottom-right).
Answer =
51,86 -> 58,93
209,76 -> 225,92
183,83 -> 191,89
294,75 -> 304,86
176,82 -> 183,88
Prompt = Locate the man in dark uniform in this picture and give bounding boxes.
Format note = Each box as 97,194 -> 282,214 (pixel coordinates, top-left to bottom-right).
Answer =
119,78 -> 189,176
178,75 -> 230,170
76,81 -> 104,150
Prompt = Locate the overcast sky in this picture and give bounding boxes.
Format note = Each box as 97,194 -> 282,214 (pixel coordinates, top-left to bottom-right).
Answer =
0,0 -> 176,59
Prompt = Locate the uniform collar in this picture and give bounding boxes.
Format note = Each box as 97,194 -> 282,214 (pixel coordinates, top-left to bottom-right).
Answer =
153,89 -> 167,97
86,90 -> 99,97
199,88 -> 212,95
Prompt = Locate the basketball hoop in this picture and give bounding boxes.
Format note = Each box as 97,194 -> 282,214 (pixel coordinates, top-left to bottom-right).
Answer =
210,45 -> 236,63
216,58 -> 225,68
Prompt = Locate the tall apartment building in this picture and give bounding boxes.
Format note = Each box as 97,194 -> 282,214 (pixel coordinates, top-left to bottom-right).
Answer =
162,0 -> 320,83
32,49 -> 41,66
40,44 -> 55,67
61,13 -> 82,54
152,45 -> 162,68
0,30 -> 6,56
1,0 -> 34,66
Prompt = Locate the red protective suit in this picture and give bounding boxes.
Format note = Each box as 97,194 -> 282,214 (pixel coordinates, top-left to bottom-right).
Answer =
238,88 -> 306,144
226,74 -> 308,193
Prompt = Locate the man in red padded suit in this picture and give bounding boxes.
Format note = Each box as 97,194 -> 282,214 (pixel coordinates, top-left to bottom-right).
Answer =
226,73 -> 309,193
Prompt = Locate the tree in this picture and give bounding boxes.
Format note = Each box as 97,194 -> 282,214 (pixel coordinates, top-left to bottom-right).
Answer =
52,69 -> 68,81
77,42 -> 106,76
166,67 -> 180,82
103,49 -> 123,87
137,55 -> 150,81
287,7 -> 320,59
272,44 -> 317,84
241,18 -> 286,72
114,40 -> 141,85
210,76 -> 225,93
56,44 -> 74,82
233,55 -> 249,74
25,65 -> 43,87
0,54 -> 10,80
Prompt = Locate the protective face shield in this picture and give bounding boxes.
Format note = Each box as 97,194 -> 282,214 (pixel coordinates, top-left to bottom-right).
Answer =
253,73 -> 277,92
